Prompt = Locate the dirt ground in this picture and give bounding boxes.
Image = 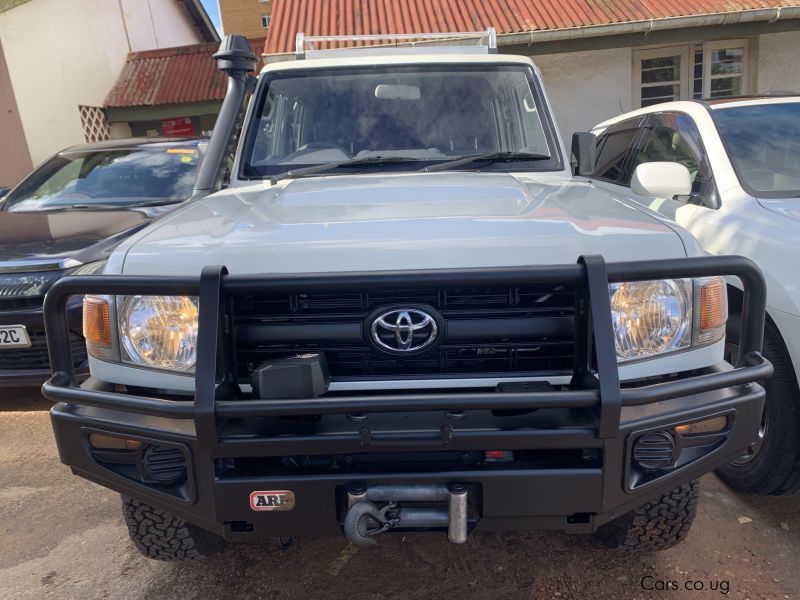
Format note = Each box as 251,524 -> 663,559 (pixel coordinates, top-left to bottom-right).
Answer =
2,389 -> 799,600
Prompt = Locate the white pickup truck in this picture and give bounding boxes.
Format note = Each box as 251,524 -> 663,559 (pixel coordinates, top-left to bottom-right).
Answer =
42,33 -> 770,561
592,96 -> 800,496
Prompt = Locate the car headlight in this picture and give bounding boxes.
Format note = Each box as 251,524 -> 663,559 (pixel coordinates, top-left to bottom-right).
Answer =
118,295 -> 199,371
610,277 -> 727,363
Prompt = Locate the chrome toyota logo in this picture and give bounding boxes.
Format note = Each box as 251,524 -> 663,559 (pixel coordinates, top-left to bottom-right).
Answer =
369,308 -> 439,354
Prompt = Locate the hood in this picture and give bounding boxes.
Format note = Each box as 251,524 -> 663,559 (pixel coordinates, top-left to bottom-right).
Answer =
757,198 -> 800,223
117,173 -> 687,276
0,208 -> 155,269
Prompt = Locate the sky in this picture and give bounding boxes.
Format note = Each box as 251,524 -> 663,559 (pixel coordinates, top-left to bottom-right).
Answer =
200,0 -> 222,34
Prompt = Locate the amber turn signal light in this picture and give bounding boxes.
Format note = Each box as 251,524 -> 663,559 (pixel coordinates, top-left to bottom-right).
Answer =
83,295 -> 112,359
699,278 -> 727,332
88,433 -> 142,450
675,416 -> 728,436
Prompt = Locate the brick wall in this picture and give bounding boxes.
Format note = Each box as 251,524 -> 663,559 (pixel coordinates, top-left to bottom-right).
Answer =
219,0 -> 271,38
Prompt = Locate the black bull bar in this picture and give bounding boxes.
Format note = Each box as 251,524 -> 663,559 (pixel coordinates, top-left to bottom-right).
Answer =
42,255 -> 772,449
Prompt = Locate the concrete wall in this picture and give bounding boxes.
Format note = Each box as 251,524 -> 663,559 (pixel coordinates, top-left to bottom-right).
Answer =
0,0 -> 202,184
756,31 -> 800,94
0,39 -> 31,187
218,0 -> 270,38
534,47 -> 634,143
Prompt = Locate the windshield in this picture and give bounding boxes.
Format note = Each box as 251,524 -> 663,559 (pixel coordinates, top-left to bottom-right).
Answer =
3,146 -> 199,212
711,102 -> 800,198
241,64 -> 562,178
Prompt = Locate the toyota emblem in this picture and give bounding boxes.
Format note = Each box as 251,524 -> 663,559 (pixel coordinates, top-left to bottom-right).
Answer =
368,307 -> 440,354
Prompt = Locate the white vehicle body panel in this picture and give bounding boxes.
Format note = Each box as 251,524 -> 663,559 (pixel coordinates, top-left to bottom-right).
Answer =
98,52 -> 725,392
591,97 -> 800,383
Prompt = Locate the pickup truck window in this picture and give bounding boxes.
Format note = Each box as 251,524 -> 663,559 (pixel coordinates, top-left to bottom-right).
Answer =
712,102 -> 800,198
240,65 -> 563,178
592,117 -> 642,183
627,113 -> 717,206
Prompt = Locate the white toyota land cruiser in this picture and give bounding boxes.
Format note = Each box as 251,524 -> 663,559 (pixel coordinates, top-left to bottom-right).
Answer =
43,33 -> 771,561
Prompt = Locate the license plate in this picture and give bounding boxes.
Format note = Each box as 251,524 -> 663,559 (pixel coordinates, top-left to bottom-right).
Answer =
0,325 -> 31,348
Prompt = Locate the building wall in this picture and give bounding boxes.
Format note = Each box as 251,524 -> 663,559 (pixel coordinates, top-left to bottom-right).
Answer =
756,30 -> 800,94
0,0 -> 203,184
120,0 -> 204,52
534,47 -> 634,142
218,0 -> 271,38
0,39 -> 31,187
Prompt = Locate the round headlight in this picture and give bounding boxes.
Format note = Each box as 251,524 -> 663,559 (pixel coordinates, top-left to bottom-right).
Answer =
119,295 -> 199,371
610,279 -> 692,362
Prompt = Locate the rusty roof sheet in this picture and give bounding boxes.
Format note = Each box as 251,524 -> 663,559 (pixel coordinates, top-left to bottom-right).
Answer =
264,0 -> 799,54
105,39 -> 264,108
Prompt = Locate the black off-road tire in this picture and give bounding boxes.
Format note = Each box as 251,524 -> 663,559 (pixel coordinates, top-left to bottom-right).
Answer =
716,317 -> 800,495
122,495 -> 225,561
595,481 -> 700,551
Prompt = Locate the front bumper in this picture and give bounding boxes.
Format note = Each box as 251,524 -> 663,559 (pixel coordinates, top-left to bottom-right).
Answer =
42,255 -> 773,542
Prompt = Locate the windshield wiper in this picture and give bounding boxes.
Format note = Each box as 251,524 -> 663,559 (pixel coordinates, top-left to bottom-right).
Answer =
421,151 -> 551,173
42,200 -> 184,211
269,156 -> 420,184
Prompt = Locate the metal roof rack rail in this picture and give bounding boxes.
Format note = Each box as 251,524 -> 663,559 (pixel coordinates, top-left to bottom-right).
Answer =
295,28 -> 497,59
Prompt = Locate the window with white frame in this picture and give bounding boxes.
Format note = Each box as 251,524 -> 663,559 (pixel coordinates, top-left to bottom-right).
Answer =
634,40 -> 749,107
261,15 -> 271,28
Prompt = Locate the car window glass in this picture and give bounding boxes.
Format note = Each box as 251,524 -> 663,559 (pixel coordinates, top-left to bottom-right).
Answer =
628,113 -> 715,205
242,64 -> 562,177
592,118 -> 642,183
3,148 -> 199,212
711,102 -> 800,198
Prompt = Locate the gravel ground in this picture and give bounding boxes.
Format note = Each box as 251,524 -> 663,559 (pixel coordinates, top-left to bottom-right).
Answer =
2,388 -> 799,600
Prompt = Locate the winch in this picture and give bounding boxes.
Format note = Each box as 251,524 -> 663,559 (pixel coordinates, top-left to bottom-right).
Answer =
343,484 -> 469,547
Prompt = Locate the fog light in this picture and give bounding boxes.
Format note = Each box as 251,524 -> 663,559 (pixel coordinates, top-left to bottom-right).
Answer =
88,433 -> 142,450
632,431 -> 676,471
675,416 -> 728,436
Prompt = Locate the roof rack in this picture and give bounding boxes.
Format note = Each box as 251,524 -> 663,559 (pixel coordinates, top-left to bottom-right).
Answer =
295,28 -> 497,59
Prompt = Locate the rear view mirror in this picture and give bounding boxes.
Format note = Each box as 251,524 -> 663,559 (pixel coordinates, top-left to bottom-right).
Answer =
375,84 -> 420,101
631,162 -> 692,199
571,132 -> 596,177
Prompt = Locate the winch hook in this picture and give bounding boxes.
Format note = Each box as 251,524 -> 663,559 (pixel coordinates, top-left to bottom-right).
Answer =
343,500 -> 399,547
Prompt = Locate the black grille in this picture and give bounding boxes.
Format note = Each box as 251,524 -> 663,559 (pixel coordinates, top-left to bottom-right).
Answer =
632,432 -> 676,471
0,296 -> 44,312
0,331 -> 87,371
232,285 -> 576,380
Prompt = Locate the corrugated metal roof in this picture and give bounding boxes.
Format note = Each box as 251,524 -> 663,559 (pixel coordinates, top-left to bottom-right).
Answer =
264,0 -> 800,54
105,39 -> 264,108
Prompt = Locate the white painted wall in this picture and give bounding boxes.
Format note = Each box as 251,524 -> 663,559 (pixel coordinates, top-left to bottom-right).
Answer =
534,47 -> 634,142
121,0 -> 201,52
0,0 -> 202,175
756,31 -> 800,94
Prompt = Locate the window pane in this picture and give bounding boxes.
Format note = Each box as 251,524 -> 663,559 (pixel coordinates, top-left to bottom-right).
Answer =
709,76 -> 743,98
693,45 -> 704,99
711,48 -> 744,75
641,84 -> 681,107
641,56 -> 681,83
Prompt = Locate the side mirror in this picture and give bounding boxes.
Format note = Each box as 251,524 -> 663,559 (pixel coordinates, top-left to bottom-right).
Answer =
630,162 -> 692,199
571,132 -> 596,177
